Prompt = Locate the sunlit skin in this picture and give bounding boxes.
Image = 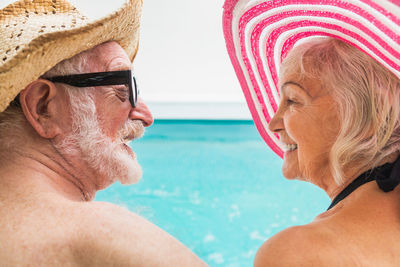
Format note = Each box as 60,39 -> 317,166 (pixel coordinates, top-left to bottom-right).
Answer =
16,42 -> 152,198
80,42 -> 153,142
254,71 -> 400,266
0,42 -> 207,266
268,72 -> 340,197
65,42 -> 153,189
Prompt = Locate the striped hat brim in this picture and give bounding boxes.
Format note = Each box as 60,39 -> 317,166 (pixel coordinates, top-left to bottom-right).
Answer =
223,0 -> 400,158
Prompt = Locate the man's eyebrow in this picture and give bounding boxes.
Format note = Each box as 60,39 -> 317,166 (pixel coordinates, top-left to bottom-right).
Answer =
107,64 -> 131,72
280,81 -> 312,97
105,57 -> 131,71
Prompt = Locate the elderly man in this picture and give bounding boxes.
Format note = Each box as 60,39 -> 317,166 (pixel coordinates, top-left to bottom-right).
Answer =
0,0 -> 206,266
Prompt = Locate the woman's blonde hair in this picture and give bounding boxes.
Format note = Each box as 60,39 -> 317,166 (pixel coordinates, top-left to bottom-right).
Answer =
280,38 -> 400,185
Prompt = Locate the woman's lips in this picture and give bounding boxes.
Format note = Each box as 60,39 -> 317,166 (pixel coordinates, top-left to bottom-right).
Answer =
283,143 -> 298,152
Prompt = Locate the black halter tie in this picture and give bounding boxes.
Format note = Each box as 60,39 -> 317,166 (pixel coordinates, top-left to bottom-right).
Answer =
327,157 -> 400,210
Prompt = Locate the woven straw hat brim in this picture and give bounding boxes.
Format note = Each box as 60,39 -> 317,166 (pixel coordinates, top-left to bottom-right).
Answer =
0,0 -> 142,112
223,0 -> 400,158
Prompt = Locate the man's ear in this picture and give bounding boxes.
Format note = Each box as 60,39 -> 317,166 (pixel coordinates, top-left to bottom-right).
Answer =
19,79 -> 63,139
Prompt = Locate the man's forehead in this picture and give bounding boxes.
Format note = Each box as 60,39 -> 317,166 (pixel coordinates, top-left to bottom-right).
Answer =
87,41 -> 132,72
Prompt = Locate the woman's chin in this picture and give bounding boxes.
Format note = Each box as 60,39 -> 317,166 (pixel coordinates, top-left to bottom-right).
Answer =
282,153 -> 300,179
282,169 -> 298,180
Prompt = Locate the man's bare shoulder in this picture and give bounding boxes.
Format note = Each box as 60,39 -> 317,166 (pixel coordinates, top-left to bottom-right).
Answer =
71,201 -> 207,267
253,224 -> 342,267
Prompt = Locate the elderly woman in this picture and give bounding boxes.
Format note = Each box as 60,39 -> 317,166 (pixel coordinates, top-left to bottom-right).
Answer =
258,37 -> 400,266
223,0 -> 400,265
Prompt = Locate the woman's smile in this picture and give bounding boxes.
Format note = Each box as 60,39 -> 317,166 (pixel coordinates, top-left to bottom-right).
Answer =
269,73 -> 340,182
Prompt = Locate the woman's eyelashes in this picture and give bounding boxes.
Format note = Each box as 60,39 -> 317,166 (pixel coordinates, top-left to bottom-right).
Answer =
285,97 -> 301,106
286,98 -> 297,105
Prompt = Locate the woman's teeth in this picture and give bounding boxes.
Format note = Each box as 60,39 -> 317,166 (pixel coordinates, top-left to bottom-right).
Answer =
284,144 -> 298,152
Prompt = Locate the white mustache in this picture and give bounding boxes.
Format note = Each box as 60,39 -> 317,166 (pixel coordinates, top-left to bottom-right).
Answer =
118,120 -> 145,142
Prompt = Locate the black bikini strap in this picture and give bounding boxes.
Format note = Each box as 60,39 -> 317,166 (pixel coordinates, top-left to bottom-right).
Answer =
327,171 -> 375,210
376,156 -> 400,192
327,157 -> 400,210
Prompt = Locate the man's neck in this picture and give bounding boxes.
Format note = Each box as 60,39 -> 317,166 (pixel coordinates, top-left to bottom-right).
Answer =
0,141 -> 99,202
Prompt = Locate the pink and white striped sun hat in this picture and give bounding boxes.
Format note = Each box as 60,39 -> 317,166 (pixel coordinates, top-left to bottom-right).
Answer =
223,0 -> 400,158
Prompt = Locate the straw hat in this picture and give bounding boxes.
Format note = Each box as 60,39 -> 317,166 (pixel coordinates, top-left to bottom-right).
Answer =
223,0 -> 400,158
0,0 -> 142,112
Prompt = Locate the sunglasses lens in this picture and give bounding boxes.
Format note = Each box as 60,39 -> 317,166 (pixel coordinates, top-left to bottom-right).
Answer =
132,75 -> 138,106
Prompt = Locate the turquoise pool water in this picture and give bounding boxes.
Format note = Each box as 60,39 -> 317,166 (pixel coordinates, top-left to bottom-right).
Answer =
95,120 -> 330,266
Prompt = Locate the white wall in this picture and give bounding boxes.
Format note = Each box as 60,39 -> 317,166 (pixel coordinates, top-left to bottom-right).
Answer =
1,0 -> 252,119
135,0 -> 250,119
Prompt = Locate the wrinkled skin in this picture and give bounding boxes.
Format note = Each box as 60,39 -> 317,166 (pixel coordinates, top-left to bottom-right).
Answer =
255,72 -> 400,267
0,42 -> 207,266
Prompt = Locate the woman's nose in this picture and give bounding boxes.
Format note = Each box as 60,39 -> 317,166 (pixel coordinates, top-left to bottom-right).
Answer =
129,98 -> 154,127
268,109 -> 283,133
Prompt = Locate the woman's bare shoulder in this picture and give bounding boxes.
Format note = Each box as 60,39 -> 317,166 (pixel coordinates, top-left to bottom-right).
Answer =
253,224 -> 339,267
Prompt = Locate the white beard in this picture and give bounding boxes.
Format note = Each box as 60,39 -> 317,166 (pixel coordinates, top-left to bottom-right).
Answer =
54,90 -> 144,186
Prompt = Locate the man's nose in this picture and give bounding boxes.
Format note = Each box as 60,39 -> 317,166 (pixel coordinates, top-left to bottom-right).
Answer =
129,98 -> 154,127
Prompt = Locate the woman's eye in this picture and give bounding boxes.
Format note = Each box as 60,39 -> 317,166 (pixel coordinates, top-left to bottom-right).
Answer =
286,99 -> 297,105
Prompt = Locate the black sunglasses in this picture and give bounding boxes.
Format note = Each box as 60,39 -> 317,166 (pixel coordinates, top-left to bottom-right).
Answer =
47,70 -> 138,108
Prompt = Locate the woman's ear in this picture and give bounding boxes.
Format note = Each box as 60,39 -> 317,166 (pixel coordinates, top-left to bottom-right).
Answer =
19,79 -> 64,139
